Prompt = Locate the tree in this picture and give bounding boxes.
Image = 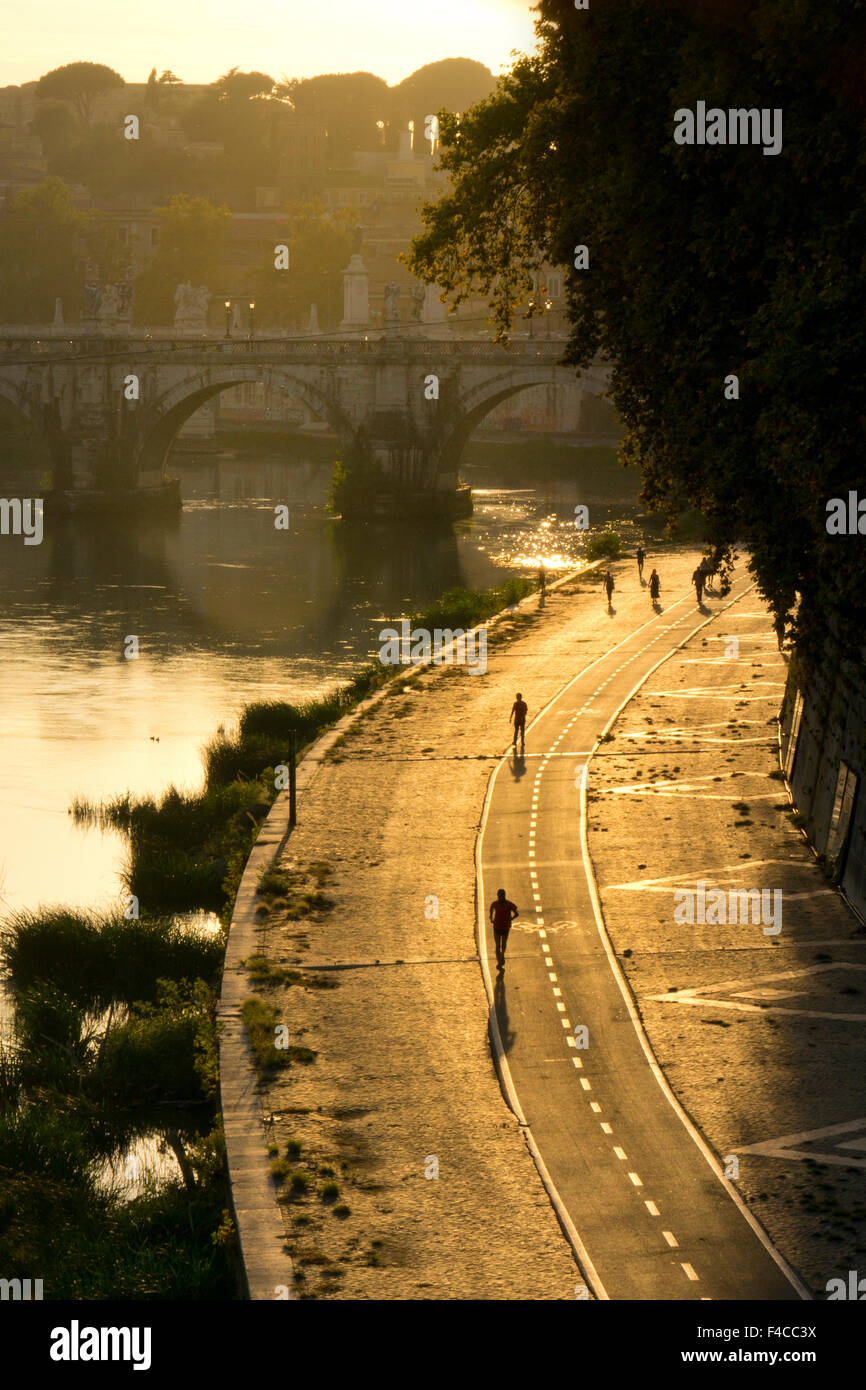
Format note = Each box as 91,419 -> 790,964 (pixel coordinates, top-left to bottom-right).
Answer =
0,178 -> 85,324
283,72 -> 389,165
30,100 -> 79,159
35,62 -> 124,126
213,67 -> 274,103
408,0 -> 866,664
250,205 -> 356,332
390,58 -> 496,148
132,195 -> 231,326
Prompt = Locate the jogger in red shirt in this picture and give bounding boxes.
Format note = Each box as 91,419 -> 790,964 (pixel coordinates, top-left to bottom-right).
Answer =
489,888 -> 519,973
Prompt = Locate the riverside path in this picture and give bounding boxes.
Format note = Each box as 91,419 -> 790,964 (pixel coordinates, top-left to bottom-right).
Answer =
478,574 -> 809,1300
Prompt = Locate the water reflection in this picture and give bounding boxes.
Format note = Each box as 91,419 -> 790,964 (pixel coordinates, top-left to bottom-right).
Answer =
0,453 -> 642,914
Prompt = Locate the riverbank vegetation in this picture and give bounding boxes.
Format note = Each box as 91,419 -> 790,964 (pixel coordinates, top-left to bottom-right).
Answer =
0,568 -> 544,1297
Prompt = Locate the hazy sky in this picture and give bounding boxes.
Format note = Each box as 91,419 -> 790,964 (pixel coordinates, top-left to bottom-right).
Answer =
0,0 -> 539,89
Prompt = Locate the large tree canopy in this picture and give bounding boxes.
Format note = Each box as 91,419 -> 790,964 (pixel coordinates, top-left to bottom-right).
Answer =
408,0 -> 866,664
35,62 -> 125,126
132,195 -> 231,326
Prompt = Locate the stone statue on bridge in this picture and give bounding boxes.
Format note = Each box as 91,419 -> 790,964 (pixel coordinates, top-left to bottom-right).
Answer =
173,282 -> 210,330
116,283 -> 134,322
99,284 -> 120,321
83,283 -> 101,321
384,283 -> 401,323
410,284 -> 425,322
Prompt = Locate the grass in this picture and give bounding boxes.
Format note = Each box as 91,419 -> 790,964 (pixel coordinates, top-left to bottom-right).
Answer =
1,909 -> 224,1011
409,576 -> 535,634
241,998 -> 316,1080
243,955 -> 336,991
72,776 -> 274,917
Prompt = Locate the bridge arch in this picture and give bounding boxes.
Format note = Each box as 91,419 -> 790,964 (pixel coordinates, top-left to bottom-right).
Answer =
440,365 -> 606,476
135,364 -> 357,485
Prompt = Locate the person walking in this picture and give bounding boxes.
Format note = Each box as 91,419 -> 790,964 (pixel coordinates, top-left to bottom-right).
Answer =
649,568 -> 660,603
510,692 -> 528,751
692,565 -> 704,606
604,570 -> 615,606
636,545 -> 646,581
538,564 -> 547,598
490,887 -> 519,972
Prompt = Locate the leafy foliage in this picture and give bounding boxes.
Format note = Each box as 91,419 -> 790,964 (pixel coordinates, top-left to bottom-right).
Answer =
35,61 -> 124,125
131,194 -> 231,326
408,0 -> 866,663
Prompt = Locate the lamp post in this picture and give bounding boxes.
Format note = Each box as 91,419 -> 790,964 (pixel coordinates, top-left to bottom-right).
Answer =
528,299 -> 536,339
249,299 -> 256,340
224,299 -> 231,339
545,298 -> 553,338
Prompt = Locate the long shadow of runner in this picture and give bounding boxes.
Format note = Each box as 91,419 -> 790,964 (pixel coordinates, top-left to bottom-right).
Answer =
493,971 -> 517,1054
507,750 -> 527,781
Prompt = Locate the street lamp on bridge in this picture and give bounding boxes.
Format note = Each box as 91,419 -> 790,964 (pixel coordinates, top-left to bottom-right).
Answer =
224,299 -> 231,339
249,300 -> 256,340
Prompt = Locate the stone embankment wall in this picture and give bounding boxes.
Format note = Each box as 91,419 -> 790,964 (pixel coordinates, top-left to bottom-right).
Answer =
780,650 -> 866,920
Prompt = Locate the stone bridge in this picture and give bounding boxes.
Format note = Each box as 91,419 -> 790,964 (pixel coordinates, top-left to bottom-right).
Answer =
0,334 -> 610,514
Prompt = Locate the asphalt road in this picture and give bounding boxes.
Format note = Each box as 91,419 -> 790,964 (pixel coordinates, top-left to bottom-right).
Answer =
478,569 -> 809,1300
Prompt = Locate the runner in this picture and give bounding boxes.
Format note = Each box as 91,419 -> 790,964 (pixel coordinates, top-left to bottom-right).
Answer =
489,888 -> 519,973
604,570 -> 615,607
538,564 -> 546,598
692,565 -> 704,606
510,691 -> 528,751
636,545 -> 646,581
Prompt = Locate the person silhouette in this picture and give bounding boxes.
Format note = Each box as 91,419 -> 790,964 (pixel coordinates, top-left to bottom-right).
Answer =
489,888 -> 519,972
510,692 -> 528,751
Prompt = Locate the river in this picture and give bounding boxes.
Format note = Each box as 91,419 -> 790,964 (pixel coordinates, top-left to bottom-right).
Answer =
0,447 -> 642,918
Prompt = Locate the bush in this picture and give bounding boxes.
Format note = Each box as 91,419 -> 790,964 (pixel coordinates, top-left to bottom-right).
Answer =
2,909 -> 224,1010
585,529 -> 623,561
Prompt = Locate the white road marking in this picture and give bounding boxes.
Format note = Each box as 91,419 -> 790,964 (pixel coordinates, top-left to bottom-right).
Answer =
628,1172 -> 643,1187
601,1122 -> 613,1134
580,1078 -> 591,1091
663,1231 -> 679,1247
645,1201 -> 660,1216
681,1263 -> 699,1281
613,1146 -> 627,1160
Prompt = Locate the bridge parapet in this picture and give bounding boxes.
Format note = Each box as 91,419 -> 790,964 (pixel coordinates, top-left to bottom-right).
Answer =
0,334 -> 573,366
